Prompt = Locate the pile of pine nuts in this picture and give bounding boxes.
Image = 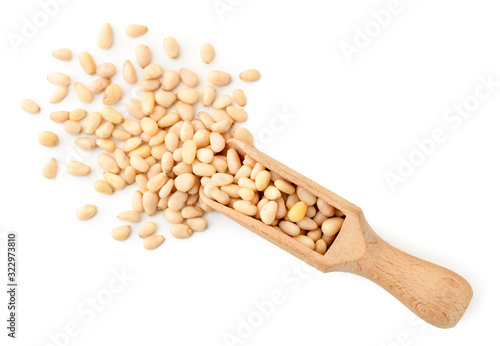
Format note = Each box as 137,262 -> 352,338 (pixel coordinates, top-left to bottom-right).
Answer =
22,23 -> 343,254
201,156 -> 345,255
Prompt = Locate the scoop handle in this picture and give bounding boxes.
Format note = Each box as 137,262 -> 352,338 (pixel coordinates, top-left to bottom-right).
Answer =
346,219 -> 472,328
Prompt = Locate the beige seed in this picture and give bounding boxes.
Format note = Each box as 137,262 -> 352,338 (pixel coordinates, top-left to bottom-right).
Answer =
20,98 -> 40,114
130,155 -> 149,172
164,208 -> 184,223
196,148 -> 214,164
315,239 -> 328,255
182,140 -> 197,164
264,185 -> 281,200
147,172 -> 168,192
238,187 -> 255,201
111,225 -> 131,241
288,201 -> 307,223
163,36 -> 179,59
104,172 -> 126,190
38,131 -> 58,147
297,217 -> 317,231
155,90 -> 176,108
177,88 -> 199,104
210,132 -> 226,153
233,200 -> 258,216
239,69 -> 260,81
97,23 -> 113,49
226,106 -> 247,122
78,52 -> 96,75
97,62 -> 116,78
97,153 -> 120,173
143,235 -> 164,250
74,82 -> 93,103
130,144 -> 151,158
200,43 -> 215,64
75,137 -> 96,151
179,68 -> 198,87
69,109 -> 87,121
64,120 -> 82,135
321,217 -> 344,237
122,119 -> 142,136
293,235 -> 315,249
88,77 -> 111,93
307,229 -> 323,242
52,48 -> 72,60
132,190 -> 144,212
94,179 -> 114,194
103,84 -> 122,105
50,86 -> 68,103
162,70 -> 180,90
233,89 -> 246,106
170,223 -> 192,239
260,201 -> 278,225
84,112 -> 102,135
255,170 -> 271,191
41,158 -> 58,179
141,92 -> 155,116
96,138 -> 116,152
112,129 -> 131,141
296,186 -> 317,206
175,173 -> 196,192
212,173 -> 234,186
201,85 -> 216,106
143,191 -> 159,216
168,191 -> 189,211
76,205 -> 97,221
47,72 -> 71,87
175,101 -> 194,121
187,217 -> 207,231
181,206 -> 203,219
233,127 -> 254,146
143,63 -> 163,80
207,70 -> 231,86
274,179 -> 295,194
126,24 -> 148,37
49,111 -> 69,123
135,44 -> 151,68
123,60 -> 137,84
221,184 -> 240,198
193,162 -> 216,177
317,198 -> 335,217
227,148 -> 242,175
213,95 -> 232,110
67,161 -> 91,176
279,221 -> 301,237
117,211 -> 141,223
141,117 -> 158,136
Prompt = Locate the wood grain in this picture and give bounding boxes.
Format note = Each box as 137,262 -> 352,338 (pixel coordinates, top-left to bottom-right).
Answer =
199,138 -> 472,328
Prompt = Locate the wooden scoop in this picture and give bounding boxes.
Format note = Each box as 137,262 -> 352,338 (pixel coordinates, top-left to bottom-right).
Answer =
199,139 -> 473,329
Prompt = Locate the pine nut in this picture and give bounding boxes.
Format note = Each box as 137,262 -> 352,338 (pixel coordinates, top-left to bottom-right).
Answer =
42,158 -> 58,179
293,235 -> 315,249
50,86 -> 68,103
170,223 -> 192,239
279,221 -> 300,237
177,88 -> 199,104
74,82 -> 93,103
143,235 -> 164,250
79,52 -> 96,75
162,70 -> 180,90
239,69 -> 260,81
233,127 -> 254,146
288,201 -> 307,223
135,44 -> 151,68
76,205 -> 97,221
187,217 -> 207,231
233,200 -> 258,216
69,109 -> 87,121
260,201 -> 278,225
38,131 -> 58,147
103,84 -> 122,105
117,211 -> 141,223
67,161 -> 91,176
207,70 -> 231,86
97,63 -> 116,78
21,98 -> 40,114
111,225 -> 131,241
64,120 -> 82,135
226,106 -> 247,122
200,43 -> 215,64
95,179 -> 114,195
97,23 -> 113,49
104,172 -> 126,189
52,48 -> 72,60
123,60 -> 137,84
163,36 -> 179,59
89,77 -> 110,93
179,68 -> 198,87
47,72 -> 70,87
297,186 -> 317,206
143,63 -> 163,80
96,138 -> 116,152
233,89 -> 246,106
321,217 -> 344,237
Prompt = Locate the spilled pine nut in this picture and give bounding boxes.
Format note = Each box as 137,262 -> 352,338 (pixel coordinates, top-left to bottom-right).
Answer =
76,205 -> 97,221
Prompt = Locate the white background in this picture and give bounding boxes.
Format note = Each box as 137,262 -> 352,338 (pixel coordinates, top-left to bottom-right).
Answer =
1,0 -> 499,345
